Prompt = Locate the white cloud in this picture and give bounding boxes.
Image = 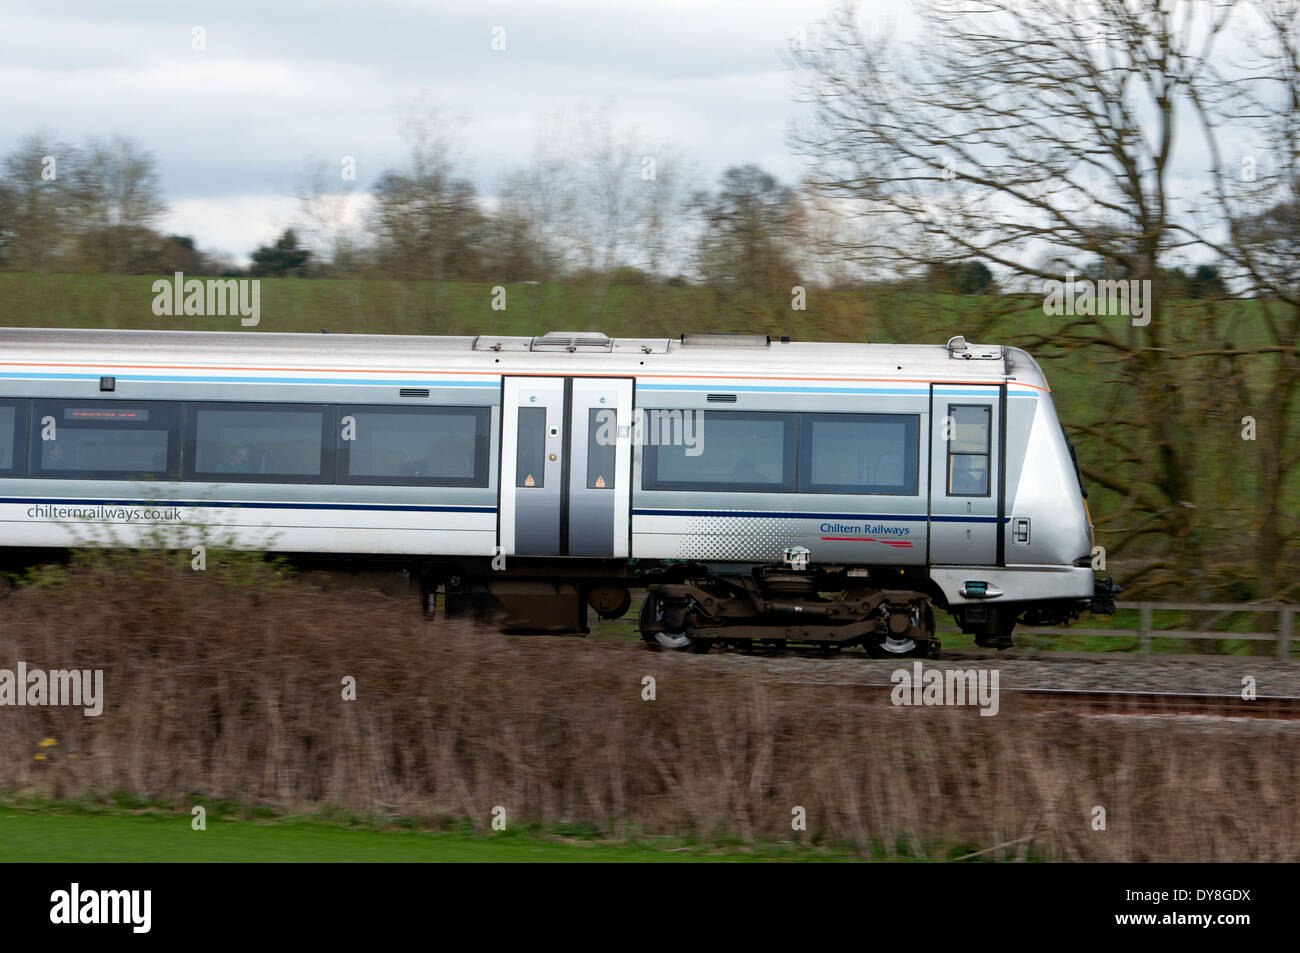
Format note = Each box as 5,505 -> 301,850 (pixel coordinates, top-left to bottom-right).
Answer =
0,0 -> 905,256
160,195 -> 300,264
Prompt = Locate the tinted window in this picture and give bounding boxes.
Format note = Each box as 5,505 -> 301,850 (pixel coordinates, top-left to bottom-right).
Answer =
800,413 -> 919,495
30,400 -> 179,481
337,405 -> 490,487
516,407 -> 546,488
1062,425 -> 1087,499
643,410 -> 794,492
0,400 -> 26,476
185,403 -> 331,483
947,404 -> 991,496
587,408 -> 616,489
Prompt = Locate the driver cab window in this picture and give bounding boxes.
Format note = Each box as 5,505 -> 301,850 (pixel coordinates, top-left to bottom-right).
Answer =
946,404 -> 990,496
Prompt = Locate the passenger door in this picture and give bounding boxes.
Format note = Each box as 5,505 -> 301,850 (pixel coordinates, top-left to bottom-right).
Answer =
929,385 -> 1002,565
498,376 -> 633,557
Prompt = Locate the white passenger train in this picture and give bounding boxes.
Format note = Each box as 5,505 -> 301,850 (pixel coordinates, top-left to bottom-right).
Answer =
0,327 -> 1116,656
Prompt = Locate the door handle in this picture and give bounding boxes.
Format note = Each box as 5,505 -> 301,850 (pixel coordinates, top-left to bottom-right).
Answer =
961,582 -> 1005,599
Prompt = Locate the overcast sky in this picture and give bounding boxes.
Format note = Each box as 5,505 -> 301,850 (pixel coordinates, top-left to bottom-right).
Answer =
2,0 -> 911,262
3,0 -> 1277,270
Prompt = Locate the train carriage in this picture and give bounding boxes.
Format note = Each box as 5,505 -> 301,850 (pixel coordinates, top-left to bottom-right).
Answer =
0,327 -> 1117,657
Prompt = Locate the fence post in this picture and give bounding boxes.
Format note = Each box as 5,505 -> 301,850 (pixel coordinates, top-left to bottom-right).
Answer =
1280,607 -> 1293,660
1140,602 -> 1152,655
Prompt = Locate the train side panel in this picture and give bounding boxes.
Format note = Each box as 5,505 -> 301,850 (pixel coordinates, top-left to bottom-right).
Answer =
631,380 -> 929,566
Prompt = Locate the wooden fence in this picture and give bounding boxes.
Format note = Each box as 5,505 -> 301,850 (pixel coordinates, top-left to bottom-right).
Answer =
979,601 -> 1296,658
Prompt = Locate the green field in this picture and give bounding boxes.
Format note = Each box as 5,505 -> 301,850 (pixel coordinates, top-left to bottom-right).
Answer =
0,270 -> 1145,340
0,805 -> 856,863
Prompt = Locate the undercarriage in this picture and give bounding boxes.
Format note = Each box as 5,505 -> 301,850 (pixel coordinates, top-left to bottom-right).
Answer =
638,563 -> 940,659
416,552 -> 1119,658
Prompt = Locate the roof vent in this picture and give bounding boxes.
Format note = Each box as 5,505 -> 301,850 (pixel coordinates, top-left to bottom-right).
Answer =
531,331 -> 613,352
681,333 -> 770,347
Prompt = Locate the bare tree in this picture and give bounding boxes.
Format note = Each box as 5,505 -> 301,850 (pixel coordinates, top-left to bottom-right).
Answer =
791,0 -> 1275,594
695,164 -> 803,292
67,135 -> 167,273
295,157 -> 366,274
1186,0 -> 1300,599
486,152 -> 574,285
491,106 -> 699,325
369,99 -> 486,314
0,133 -> 74,271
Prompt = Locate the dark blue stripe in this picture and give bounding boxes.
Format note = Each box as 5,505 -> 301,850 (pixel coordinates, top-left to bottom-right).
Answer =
0,496 -> 495,514
634,508 -> 926,520
632,507 -> 1007,523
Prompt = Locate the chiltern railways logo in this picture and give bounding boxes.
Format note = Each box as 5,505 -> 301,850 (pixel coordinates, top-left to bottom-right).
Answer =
818,521 -> 913,548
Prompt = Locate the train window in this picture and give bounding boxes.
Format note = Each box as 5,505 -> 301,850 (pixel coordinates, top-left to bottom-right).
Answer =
29,400 -> 179,481
586,408 -> 616,489
642,410 -> 795,492
947,404 -> 990,497
0,400 -> 27,477
336,405 -> 490,487
799,413 -> 919,495
1061,424 -> 1088,499
184,403 -> 332,483
516,407 -> 546,488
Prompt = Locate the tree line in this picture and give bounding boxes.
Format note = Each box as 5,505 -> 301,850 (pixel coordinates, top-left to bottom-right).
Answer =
0,116 -> 817,294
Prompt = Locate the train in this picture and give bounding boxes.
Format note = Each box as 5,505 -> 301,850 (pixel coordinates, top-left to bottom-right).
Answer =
0,326 -> 1118,657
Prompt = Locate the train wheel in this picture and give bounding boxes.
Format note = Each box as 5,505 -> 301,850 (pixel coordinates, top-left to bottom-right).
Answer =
865,606 -> 937,659
639,594 -> 697,651
867,636 -> 923,658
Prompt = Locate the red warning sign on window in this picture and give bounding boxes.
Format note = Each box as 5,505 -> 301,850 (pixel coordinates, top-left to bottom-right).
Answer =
595,475 -> 606,488
525,474 -> 535,487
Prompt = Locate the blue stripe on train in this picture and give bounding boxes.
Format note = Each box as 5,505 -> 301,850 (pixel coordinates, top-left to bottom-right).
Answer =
4,500 -> 1002,521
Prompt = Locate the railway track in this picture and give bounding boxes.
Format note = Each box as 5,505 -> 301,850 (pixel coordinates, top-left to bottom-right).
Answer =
774,682 -> 1300,719
1002,688 -> 1300,719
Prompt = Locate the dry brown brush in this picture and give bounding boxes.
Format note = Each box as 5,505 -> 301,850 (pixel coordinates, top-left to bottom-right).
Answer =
0,551 -> 1296,861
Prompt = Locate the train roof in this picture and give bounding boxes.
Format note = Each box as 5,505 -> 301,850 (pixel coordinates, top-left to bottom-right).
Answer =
0,327 -> 1050,390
